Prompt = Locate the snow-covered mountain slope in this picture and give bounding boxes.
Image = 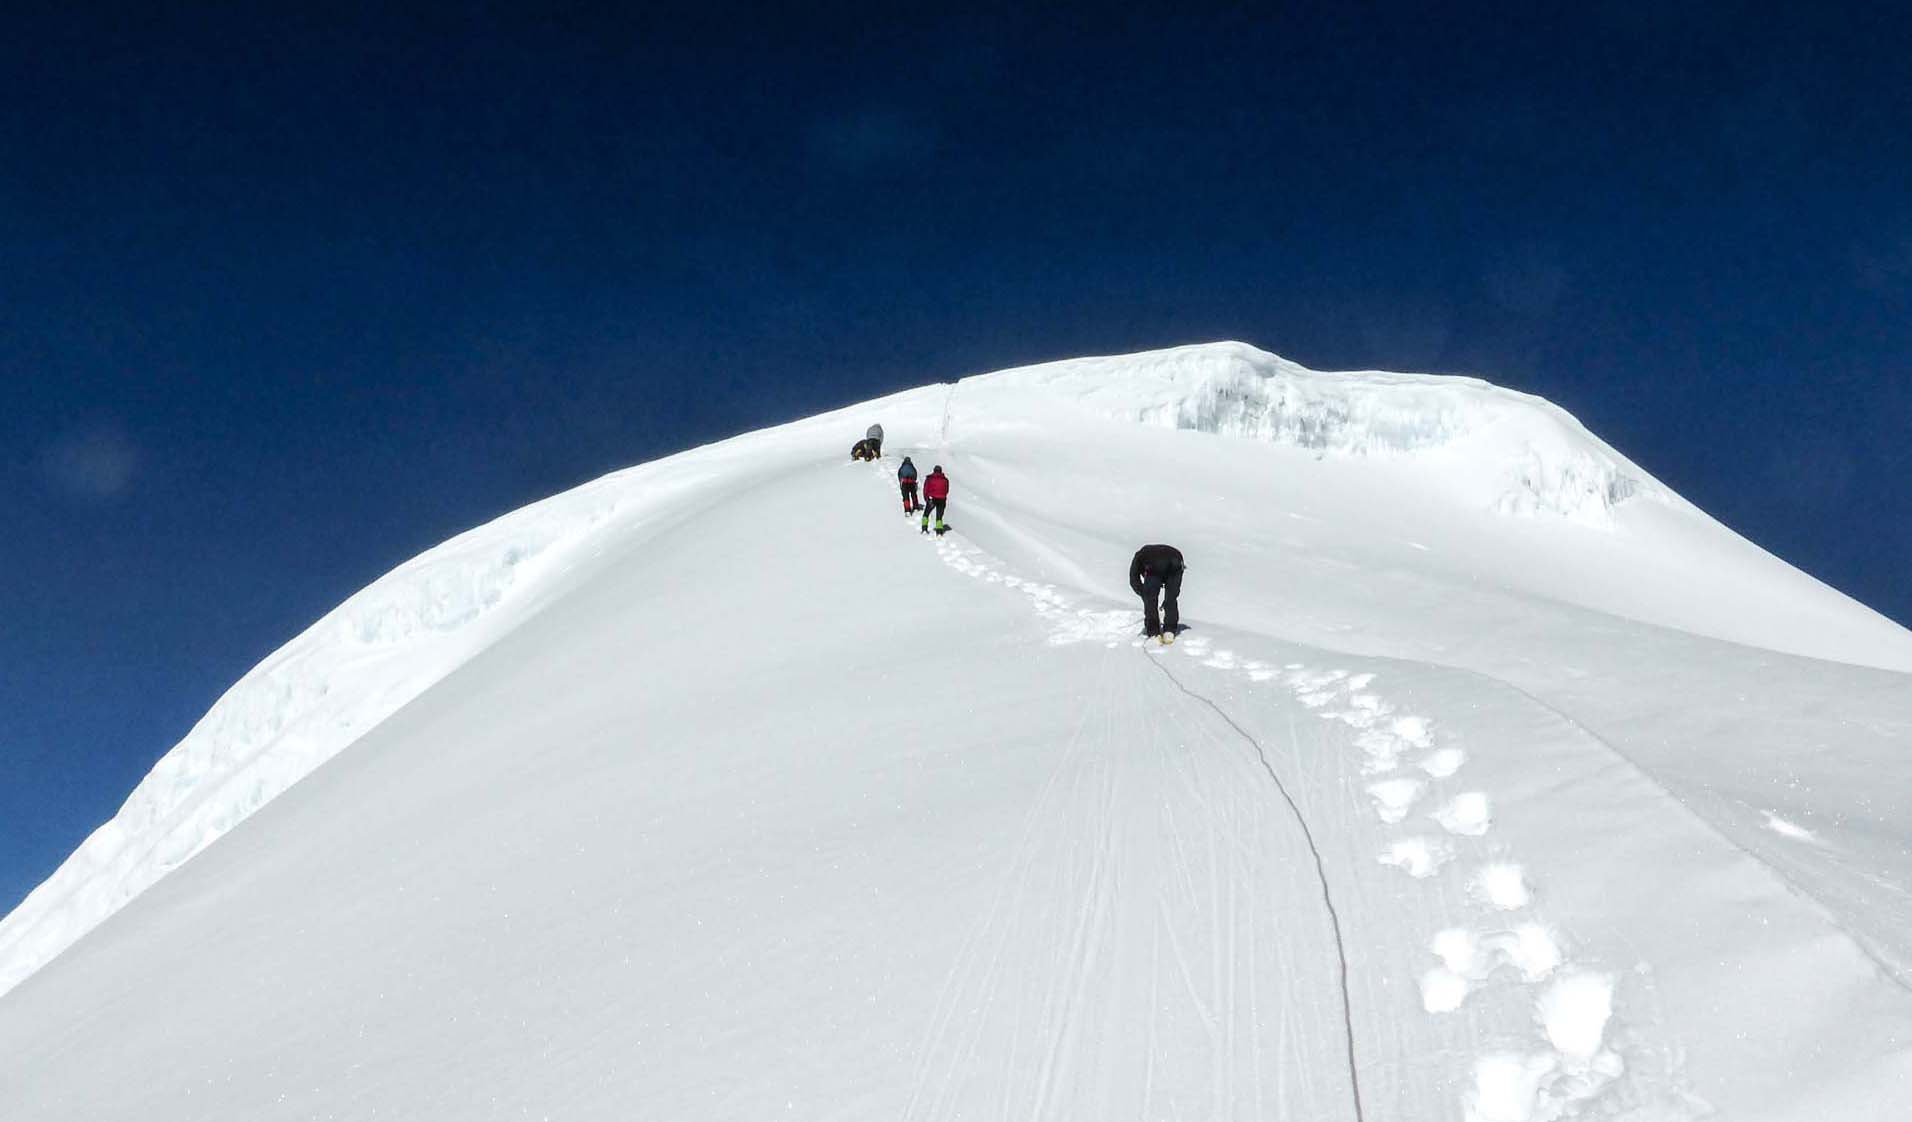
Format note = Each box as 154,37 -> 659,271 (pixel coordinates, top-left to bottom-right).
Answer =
3,343 -> 1909,1121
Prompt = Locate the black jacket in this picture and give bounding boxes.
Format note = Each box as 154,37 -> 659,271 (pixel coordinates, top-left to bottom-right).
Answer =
1129,544 -> 1185,594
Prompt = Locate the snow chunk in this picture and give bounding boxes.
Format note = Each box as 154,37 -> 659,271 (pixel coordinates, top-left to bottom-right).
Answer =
1508,923 -> 1564,981
1378,837 -> 1453,878
1420,747 -> 1467,778
1540,971 -> 1616,1061
1434,792 -> 1494,836
1390,715 -> 1435,748
1422,968 -> 1470,1014
1473,863 -> 1532,910
1368,778 -> 1427,824
1763,812 -> 1817,841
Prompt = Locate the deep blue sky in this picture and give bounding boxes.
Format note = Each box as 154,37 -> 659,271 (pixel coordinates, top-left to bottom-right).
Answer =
4,3 -> 1908,915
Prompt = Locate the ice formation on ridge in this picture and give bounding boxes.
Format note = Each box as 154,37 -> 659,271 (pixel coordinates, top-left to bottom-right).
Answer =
981,341 -> 1666,523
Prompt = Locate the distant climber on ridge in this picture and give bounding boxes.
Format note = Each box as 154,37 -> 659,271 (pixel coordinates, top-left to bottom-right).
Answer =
897,456 -> 919,515
865,423 -> 884,457
850,437 -> 878,461
920,465 -> 950,535
1129,544 -> 1185,642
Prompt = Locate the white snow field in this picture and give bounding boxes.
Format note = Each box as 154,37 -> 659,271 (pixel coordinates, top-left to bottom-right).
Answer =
3,341 -> 1910,1120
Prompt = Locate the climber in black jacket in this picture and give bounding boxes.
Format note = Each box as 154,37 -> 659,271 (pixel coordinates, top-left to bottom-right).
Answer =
1129,544 -> 1185,640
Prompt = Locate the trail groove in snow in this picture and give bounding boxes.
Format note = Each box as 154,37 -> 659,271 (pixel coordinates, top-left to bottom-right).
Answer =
1276,655 -> 1640,1119
913,504 -> 1372,1118
916,500 -> 1684,1121
1141,654 -> 1369,1122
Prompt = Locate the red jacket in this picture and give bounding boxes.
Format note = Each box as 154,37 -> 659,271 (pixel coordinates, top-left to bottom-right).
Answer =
923,470 -> 949,500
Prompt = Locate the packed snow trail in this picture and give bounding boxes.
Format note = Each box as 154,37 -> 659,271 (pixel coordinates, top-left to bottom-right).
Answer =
915,497 -> 1679,1120
910,453 -> 1912,1119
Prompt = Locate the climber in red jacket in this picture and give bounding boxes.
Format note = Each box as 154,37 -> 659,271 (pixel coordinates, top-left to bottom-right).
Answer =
920,465 -> 950,535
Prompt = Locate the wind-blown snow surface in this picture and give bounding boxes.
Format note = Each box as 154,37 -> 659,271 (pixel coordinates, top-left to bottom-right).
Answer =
4,342 -> 1910,1120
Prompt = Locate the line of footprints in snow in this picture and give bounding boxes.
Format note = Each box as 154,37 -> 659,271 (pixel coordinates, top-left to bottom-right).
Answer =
927,531 -> 1631,1122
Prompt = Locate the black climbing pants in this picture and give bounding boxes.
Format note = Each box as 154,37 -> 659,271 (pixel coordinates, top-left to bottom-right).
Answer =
900,481 -> 918,512
920,497 -> 946,529
1139,568 -> 1182,636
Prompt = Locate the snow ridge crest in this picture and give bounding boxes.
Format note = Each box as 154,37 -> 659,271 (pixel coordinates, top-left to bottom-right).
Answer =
980,341 -> 1663,524
0,473 -> 630,999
